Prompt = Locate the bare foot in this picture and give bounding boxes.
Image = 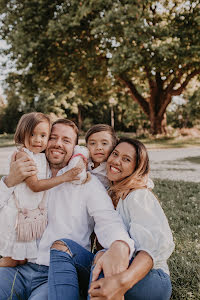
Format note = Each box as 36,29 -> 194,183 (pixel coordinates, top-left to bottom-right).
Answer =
0,257 -> 18,267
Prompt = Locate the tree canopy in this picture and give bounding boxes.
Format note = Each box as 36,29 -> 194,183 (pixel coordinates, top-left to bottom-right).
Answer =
0,0 -> 200,133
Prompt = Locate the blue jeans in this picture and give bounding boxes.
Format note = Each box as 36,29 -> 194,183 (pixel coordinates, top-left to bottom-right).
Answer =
88,262 -> 172,300
0,262 -> 48,300
124,268 -> 172,300
48,239 -> 94,300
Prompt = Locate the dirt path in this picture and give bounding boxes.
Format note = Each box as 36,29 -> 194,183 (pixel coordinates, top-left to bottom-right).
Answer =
0,146 -> 200,182
148,147 -> 200,183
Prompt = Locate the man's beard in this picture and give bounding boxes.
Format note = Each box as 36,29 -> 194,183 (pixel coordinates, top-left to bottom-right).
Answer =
49,161 -> 66,169
46,150 -> 68,170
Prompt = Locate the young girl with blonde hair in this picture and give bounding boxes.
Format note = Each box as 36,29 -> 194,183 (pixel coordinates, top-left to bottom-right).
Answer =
0,112 -> 84,268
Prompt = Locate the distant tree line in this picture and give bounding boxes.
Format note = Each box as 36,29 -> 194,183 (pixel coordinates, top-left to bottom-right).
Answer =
0,85 -> 199,134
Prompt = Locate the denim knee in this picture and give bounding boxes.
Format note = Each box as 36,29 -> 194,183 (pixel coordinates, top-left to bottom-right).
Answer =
50,239 -> 94,270
53,238 -> 81,256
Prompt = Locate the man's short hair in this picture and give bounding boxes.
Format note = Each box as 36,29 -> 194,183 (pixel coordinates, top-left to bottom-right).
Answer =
52,119 -> 79,145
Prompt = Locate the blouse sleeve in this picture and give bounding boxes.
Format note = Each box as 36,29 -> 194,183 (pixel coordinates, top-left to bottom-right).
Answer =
125,189 -> 175,265
86,176 -> 135,258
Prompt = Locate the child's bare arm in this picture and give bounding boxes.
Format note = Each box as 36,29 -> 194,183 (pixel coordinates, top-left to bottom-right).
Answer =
16,151 -> 82,192
25,167 -> 82,192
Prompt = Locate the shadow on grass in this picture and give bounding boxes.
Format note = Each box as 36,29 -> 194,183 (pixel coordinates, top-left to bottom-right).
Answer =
177,156 -> 200,164
156,168 -> 196,172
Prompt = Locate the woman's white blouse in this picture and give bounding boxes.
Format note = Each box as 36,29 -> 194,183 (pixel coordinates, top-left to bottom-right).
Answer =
116,189 -> 175,275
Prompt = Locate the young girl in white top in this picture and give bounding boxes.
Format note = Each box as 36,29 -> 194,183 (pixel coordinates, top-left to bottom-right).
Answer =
89,138 -> 174,300
85,124 -> 117,190
0,112 -> 86,268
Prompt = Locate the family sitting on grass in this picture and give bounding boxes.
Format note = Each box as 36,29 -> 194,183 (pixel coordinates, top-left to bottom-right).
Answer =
0,112 -> 174,300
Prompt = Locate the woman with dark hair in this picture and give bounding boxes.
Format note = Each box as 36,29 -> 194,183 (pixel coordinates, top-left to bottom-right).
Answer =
88,138 -> 174,300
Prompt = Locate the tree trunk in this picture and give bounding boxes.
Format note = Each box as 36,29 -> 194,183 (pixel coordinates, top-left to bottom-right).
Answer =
118,74 -> 171,135
150,113 -> 167,135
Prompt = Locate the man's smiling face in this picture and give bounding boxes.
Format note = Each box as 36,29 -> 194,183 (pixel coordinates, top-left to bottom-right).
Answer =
46,123 -> 77,171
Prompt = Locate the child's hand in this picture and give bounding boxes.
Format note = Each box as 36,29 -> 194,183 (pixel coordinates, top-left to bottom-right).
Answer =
63,167 -> 82,182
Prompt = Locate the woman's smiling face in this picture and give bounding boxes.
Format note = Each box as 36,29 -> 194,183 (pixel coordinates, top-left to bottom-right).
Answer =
106,142 -> 136,183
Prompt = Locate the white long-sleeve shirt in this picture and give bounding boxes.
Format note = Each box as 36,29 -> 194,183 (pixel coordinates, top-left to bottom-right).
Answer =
0,169 -> 135,266
116,189 -> 175,275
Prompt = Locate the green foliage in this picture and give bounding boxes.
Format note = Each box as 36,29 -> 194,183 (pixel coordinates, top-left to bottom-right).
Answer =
154,179 -> 200,299
0,84 -> 23,133
167,88 -> 200,128
0,0 -> 200,133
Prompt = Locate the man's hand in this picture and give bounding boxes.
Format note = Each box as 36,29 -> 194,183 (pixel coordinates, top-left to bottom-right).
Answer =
4,152 -> 37,187
92,241 -> 130,282
89,272 -> 127,300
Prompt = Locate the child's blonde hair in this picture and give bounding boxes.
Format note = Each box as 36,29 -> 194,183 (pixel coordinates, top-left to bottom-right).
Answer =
14,112 -> 51,146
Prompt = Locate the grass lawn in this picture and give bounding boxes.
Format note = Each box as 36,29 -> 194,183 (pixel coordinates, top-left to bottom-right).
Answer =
117,132 -> 200,149
154,179 -> 200,300
0,134 -> 14,148
81,134 -> 200,149
1,132 -> 200,149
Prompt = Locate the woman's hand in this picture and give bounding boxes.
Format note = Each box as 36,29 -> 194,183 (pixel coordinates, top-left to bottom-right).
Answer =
5,151 -> 37,187
89,272 -> 127,300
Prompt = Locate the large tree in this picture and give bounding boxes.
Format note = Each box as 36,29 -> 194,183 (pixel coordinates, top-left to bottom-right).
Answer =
0,0 -> 200,133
